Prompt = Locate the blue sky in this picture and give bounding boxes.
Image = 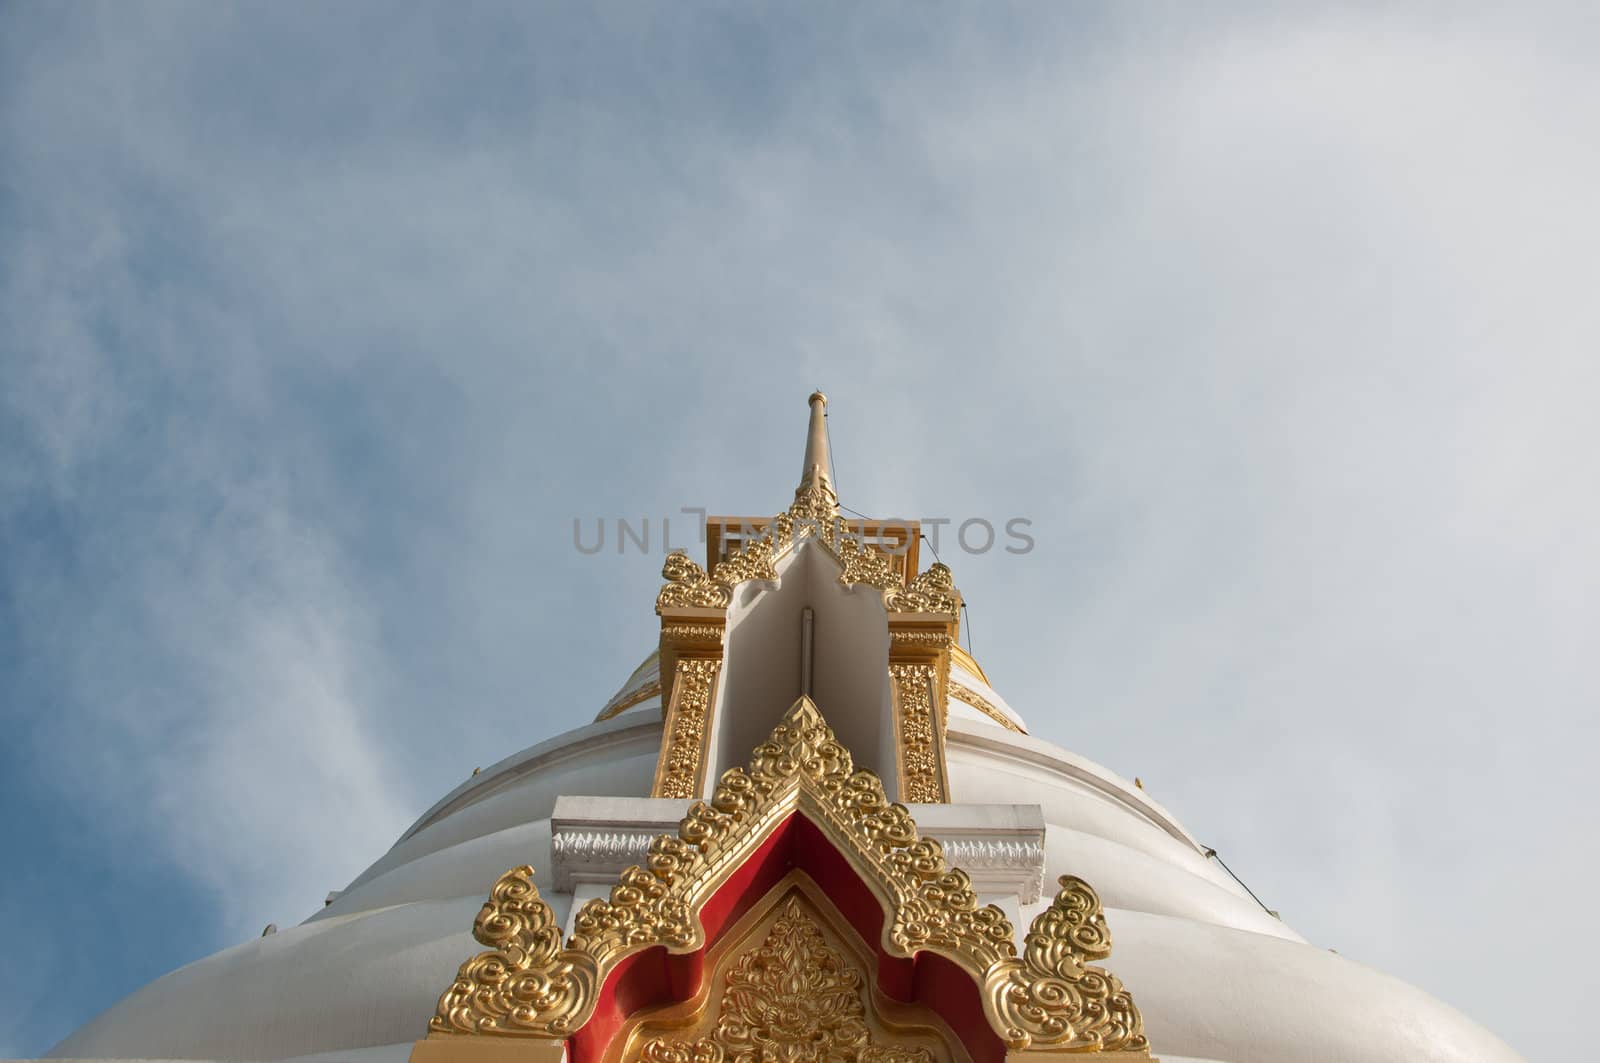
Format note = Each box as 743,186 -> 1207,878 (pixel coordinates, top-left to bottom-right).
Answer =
2,3 -> 1596,1059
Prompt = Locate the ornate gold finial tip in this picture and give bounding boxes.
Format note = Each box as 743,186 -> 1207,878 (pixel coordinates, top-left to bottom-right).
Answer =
809,390 -> 827,407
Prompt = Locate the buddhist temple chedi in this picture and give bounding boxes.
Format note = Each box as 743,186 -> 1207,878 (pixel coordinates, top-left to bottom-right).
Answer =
47,395 -> 1520,1062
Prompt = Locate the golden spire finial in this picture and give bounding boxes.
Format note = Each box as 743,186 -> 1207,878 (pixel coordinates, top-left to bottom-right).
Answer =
795,390 -> 838,515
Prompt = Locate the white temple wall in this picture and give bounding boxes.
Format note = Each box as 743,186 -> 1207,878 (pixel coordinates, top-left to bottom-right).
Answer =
709,545 -> 898,793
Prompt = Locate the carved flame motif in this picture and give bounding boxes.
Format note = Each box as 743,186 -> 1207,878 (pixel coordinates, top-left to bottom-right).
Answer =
427,699 -> 1148,1055
657,553 -> 734,611
884,564 -> 961,617
431,866 -> 598,1036
986,876 -> 1149,1053
637,897 -> 934,1063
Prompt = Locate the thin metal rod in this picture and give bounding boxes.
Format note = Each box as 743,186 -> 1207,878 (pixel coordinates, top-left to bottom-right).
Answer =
1205,847 -> 1278,918
800,606 -> 815,698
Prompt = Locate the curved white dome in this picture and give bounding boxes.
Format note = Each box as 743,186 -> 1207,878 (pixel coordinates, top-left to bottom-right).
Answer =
49,402 -> 1519,1063
51,697 -> 1520,1062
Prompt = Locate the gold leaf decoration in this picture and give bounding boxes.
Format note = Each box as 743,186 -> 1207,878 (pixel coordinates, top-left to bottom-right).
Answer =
709,536 -> 781,586
889,663 -> 946,803
427,700 -> 1148,1056
657,552 -> 734,611
660,624 -> 725,642
637,896 -> 935,1063
653,659 -> 721,799
886,564 -> 962,616
654,498 -> 960,619
983,876 -> 1149,1053
949,681 -> 1025,734
429,867 -> 598,1036
889,631 -> 953,649
837,538 -> 904,594
595,679 -> 663,722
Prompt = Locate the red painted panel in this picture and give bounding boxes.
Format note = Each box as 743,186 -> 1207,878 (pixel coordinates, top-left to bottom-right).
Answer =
566,809 -> 1004,1063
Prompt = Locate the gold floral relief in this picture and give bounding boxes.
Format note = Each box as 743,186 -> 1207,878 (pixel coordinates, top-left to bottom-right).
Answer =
652,659 -> 721,799
623,884 -> 955,1063
889,663 -> 948,803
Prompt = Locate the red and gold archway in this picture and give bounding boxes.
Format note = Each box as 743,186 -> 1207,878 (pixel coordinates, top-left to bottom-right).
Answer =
411,699 -> 1154,1063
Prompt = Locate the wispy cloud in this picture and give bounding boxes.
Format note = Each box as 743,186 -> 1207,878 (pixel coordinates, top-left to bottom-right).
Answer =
2,3 -> 1595,1058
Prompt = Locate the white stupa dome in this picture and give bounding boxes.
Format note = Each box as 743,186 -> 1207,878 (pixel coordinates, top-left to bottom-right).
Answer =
49,397 -> 1520,1063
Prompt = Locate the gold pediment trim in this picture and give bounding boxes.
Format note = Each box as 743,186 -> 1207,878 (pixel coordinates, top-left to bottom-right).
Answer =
424,699 -> 1149,1056
950,644 -> 990,685
655,495 -> 962,621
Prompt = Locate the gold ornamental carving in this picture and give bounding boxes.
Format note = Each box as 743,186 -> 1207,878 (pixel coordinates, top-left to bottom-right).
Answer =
596,679 -> 663,722
425,699 -> 1149,1056
709,536 -> 781,586
635,895 -> 936,1063
889,663 -> 947,803
984,876 -> 1149,1053
430,866 -> 599,1037
652,659 -> 721,799
655,501 -> 961,622
659,624 -> 725,643
889,631 -> 953,650
949,681 -> 1024,735
885,564 -> 961,617
657,553 -> 734,611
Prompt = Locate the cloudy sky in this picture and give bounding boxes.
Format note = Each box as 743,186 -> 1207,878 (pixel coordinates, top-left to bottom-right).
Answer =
2,2 -> 1595,1058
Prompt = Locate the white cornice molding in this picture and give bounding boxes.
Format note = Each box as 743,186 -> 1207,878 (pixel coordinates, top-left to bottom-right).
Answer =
549,795 -> 693,892
549,795 -> 1049,903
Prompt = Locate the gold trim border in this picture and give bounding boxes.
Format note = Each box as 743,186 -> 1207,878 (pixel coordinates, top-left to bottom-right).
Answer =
595,680 -> 662,723
650,660 -> 720,799
949,681 -> 1025,734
